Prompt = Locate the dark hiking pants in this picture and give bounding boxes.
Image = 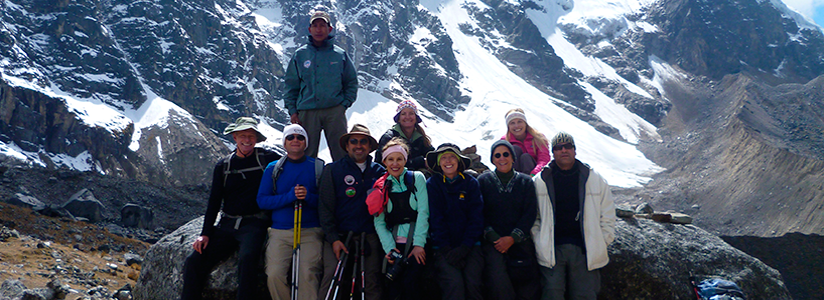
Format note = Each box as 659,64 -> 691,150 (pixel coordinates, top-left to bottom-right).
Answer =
181,217 -> 268,300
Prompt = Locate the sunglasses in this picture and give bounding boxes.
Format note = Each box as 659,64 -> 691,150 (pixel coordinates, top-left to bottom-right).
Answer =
552,143 -> 574,151
285,134 -> 305,141
493,152 -> 511,158
349,138 -> 370,145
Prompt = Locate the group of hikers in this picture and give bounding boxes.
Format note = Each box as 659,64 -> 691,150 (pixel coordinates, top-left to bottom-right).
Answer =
180,10 -> 616,300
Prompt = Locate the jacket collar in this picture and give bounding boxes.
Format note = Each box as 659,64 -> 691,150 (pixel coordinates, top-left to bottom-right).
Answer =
437,172 -> 465,184
341,153 -> 379,174
386,168 -> 412,191
342,152 -> 374,165
392,123 -> 423,142
490,169 -> 516,193
308,35 -> 335,49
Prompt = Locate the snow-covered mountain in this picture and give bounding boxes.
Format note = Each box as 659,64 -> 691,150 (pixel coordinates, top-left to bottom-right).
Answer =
2,0 -> 823,233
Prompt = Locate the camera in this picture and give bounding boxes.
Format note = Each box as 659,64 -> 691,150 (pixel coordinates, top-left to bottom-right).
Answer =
385,250 -> 406,281
387,249 -> 403,261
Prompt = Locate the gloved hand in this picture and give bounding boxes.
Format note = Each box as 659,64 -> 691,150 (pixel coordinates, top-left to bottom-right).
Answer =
446,244 -> 471,269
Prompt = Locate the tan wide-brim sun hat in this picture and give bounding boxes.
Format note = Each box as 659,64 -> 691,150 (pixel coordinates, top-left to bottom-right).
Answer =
223,117 -> 267,142
338,123 -> 378,151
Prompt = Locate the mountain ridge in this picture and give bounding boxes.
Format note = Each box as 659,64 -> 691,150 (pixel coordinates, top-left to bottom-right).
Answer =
1,0 -> 823,237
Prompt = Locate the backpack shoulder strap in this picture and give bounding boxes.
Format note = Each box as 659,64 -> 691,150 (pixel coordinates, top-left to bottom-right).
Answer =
222,153 -> 235,187
224,149 -> 268,183
404,170 -> 417,193
255,148 -> 265,169
270,158 -> 289,194
399,171 -> 419,254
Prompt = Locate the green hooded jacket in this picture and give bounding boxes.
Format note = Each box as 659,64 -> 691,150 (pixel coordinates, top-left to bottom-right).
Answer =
284,36 -> 358,115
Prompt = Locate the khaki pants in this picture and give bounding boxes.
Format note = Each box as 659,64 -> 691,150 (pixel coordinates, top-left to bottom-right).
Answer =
298,105 -> 347,162
265,227 -> 324,300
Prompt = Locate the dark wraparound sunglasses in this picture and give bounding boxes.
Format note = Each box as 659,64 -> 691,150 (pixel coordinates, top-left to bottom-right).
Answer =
494,152 -> 511,158
552,143 -> 574,151
285,134 -> 305,141
349,138 -> 370,145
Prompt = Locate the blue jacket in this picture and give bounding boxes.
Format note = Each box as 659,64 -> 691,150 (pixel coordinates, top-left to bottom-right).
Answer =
284,36 -> 358,115
257,156 -> 321,229
318,155 -> 386,244
427,172 -> 484,249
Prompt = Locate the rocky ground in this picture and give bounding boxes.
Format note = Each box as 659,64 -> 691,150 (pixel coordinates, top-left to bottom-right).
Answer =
0,161 -> 209,236
0,204 -> 147,299
0,160 -> 209,299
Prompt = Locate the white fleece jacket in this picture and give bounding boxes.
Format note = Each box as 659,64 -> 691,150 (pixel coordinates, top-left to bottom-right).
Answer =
531,163 -> 616,271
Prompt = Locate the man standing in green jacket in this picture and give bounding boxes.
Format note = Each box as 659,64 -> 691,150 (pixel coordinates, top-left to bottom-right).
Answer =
285,10 -> 358,162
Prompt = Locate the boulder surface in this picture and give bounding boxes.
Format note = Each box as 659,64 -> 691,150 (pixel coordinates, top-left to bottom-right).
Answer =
133,217 -> 268,300
135,217 -> 790,299
600,218 -> 790,300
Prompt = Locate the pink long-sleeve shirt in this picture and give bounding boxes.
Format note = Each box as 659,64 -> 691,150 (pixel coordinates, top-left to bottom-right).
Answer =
502,132 -> 551,175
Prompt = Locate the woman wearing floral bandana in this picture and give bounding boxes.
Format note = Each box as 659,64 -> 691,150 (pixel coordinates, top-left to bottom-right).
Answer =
374,100 -> 434,172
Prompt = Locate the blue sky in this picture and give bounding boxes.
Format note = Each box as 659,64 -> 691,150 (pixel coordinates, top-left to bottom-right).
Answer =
816,5 -> 824,27
781,0 -> 824,28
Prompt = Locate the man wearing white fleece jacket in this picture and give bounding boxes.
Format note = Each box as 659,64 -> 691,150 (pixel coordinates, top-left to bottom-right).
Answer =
532,132 -> 616,300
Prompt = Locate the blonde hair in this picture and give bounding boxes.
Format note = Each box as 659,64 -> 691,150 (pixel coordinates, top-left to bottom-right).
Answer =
505,108 -> 549,150
383,137 -> 410,153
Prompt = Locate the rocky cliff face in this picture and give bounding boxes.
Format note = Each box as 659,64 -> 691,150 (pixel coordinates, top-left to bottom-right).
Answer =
103,0 -> 288,126
0,81 -> 142,178
631,72 -> 824,237
0,0 -> 292,184
565,0 -> 824,127
646,0 -> 824,81
471,0 -> 590,110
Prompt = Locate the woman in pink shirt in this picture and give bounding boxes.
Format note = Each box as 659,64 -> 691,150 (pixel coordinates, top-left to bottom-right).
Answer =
501,108 -> 551,175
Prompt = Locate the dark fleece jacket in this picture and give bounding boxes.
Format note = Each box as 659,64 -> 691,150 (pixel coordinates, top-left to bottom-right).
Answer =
477,170 -> 537,243
426,173 -> 484,248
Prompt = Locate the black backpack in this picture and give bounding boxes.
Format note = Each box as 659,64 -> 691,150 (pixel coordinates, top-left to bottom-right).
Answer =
222,149 -> 267,187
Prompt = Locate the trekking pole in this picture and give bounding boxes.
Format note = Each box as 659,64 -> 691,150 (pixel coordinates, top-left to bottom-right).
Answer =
359,232 -> 366,300
292,200 -> 303,300
348,238 -> 359,300
325,232 -> 353,300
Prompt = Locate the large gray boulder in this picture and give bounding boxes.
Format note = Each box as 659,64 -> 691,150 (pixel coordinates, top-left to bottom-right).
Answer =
133,217 -> 267,300
5,193 -> 45,210
0,280 -> 26,299
121,204 -> 154,229
137,216 -> 789,299
0,279 -> 70,300
62,189 -> 105,223
600,218 -> 791,300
